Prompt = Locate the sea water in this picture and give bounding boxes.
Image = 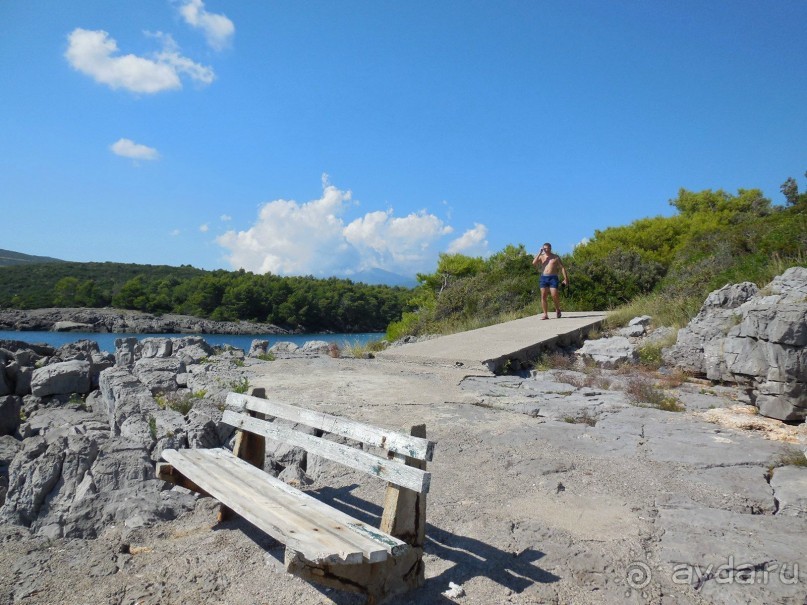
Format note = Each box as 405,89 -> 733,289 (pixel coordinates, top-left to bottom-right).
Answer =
0,330 -> 385,353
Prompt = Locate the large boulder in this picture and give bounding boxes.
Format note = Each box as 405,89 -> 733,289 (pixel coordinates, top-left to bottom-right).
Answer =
269,341 -> 299,355
139,337 -> 173,359
665,267 -> 807,421
133,357 -> 186,394
114,337 -> 140,367
577,336 -> 637,367
30,360 -> 91,397
301,340 -> 330,354
663,281 -> 759,376
248,339 -> 270,358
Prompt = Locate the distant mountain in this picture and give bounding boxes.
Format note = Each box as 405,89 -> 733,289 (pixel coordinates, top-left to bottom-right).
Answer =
0,249 -> 65,267
345,268 -> 418,288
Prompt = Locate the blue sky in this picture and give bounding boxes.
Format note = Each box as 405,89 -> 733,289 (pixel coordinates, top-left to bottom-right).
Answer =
2,1 -> 805,280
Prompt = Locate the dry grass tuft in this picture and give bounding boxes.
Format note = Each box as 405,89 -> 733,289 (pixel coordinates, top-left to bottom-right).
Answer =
625,376 -> 685,412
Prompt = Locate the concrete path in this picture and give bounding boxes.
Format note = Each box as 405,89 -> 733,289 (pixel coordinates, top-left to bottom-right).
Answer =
376,311 -> 607,373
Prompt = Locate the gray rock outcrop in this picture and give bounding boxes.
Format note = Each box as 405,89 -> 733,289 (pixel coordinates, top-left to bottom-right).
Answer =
664,267 -> 807,421
30,360 -> 92,397
577,336 -> 637,367
248,339 -> 270,357
0,336 -> 255,540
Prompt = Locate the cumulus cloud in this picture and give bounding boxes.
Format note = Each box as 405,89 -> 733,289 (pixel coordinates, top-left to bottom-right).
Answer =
110,138 -> 160,160
220,214 -> 232,222
199,223 -> 209,233
447,223 -> 489,256
216,178 -> 465,277
178,0 -> 235,50
65,28 -> 214,93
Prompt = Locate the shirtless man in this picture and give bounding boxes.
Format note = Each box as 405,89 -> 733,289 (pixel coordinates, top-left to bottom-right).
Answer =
532,242 -> 568,319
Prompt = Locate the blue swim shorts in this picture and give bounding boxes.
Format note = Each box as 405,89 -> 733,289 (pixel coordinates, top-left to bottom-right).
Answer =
540,274 -> 560,289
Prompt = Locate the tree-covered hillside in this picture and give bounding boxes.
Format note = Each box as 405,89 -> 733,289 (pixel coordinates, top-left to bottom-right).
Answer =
0,262 -> 410,333
388,173 -> 807,339
0,249 -> 65,267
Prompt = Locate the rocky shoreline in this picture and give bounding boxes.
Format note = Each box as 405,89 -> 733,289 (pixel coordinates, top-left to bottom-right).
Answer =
0,271 -> 805,604
0,307 -> 289,336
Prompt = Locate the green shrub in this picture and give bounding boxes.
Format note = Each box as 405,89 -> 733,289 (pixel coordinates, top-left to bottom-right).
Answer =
625,377 -> 684,412
155,391 -> 196,415
231,377 -> 250,394
562,410 -> 597,426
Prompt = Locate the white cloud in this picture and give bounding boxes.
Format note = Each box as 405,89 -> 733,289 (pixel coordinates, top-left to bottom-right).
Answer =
575,237 -> 590,248
178,0 -> 235,50
220,214 -> 232,222
199,223 -> 209,233
170,229 -> 181,236
110,138 -> 160,160
216,178 -> 461,277
447,223 -> 489,256
65,28 -> 213,93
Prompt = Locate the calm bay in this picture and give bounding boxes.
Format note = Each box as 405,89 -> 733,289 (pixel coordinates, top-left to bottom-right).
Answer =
0,330 -> 385,353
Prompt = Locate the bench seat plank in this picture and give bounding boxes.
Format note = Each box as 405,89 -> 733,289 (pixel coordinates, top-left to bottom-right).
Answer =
222,410 -> 431,493
162,448 -> 407,565
227,393 -> 435,461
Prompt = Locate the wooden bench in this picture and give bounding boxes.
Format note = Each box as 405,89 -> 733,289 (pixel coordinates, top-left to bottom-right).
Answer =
156,389 -> 435,604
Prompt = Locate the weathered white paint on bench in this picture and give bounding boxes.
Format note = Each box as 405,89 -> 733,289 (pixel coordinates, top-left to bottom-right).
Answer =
226,393 -> 434,461
221,409 -> 431,493
161,447 -> 408,565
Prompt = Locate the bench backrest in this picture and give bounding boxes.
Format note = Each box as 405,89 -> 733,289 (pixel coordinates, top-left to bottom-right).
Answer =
223,392 -> 434,494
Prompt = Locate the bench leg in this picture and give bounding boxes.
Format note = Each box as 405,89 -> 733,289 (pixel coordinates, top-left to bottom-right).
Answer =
285,547 -> 423,605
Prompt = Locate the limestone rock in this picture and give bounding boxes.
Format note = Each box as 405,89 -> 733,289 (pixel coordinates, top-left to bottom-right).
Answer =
53,321 -> 94,332
577,336 -> 637,367
172,337 -> 215,365
663,281 -> 759,375
140,338 -> 173,359
133,357 -> 186,394
301,340 -> 330,354
0,357 -> 11,397
248,340 -> 270,358
269,341 -> 299,355
30,360 -> 91,397
99,366 -> 160,443
0,396 -> 22,436
770,465 -> 807,518
114,337 -> 139,367
664,268 -> 807,421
